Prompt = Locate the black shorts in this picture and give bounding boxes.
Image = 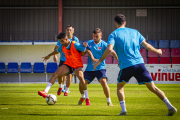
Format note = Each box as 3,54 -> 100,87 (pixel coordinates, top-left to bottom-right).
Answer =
59,60 -> 65,67
63,64 -> 75,75
59,60 -> 74,75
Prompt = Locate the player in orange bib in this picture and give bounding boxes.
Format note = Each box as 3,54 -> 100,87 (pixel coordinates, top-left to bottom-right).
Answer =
62,41 -> 83,69
38,32 -> 97,105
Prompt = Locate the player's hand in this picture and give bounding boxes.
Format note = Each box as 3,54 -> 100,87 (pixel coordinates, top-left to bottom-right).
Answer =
83,42 -> 89,47
157,49 -> 162,55
93,60 -> 101,70
42,55 -> 50,62
92,58 -> 99,65
53,55 -> 58,62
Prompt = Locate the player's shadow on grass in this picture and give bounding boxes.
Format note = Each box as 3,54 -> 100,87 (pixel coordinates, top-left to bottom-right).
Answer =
19,113 -> 164,116
19,113 -> 113,116
0,103 -> 81,106
0,104 -> 48,106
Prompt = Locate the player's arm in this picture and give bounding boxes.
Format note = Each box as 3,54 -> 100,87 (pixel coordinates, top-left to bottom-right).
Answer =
110,50 -> 119,64
141,40 -> 162,55
53,45 -> 59,62
94,44 -> 113,70
75,42 -> 98,63
80,41 -> 89,56
42,50 -> 60,62
85,49 -> 98,64
42,46 -> 62,62
80,51 -> 86,56
82,42 -> 98,63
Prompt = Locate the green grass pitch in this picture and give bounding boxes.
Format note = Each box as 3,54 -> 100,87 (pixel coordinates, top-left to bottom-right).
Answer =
0,84 -> 179,120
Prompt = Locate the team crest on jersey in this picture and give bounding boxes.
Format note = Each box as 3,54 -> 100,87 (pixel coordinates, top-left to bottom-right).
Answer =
98,47 -> 101,50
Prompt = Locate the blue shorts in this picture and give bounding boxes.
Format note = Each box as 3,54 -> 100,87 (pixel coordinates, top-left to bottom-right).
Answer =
59,60 -> 74,75
117,63 -> 153,84
84,69 -> 107,84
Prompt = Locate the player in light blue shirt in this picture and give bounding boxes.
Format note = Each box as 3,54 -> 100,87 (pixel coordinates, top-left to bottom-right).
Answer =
85,40 -> 108,71
108,27 -> 145,69
78,28 -> 118,106
94,14 -> 177,116
53,25 -> 79,96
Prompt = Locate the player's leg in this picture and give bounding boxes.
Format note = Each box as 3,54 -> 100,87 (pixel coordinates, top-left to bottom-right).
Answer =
57,60 -> 66,95
78,71 -> 95,105
145,82 -> 166,100
57,76 -> 64,95
75,67 -> 90,105
38,65 -> 69,98
99,77 -> 113,106
64,74 -> 72,96
145,82 -> 177,116
61,75 -> 66,93
117,82 -> 127,115
117,67 -> 134,116
134,63 -> 177,116
78,80 -> 89,105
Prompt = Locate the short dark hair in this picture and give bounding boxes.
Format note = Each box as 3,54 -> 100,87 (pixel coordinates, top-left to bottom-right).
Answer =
114,14 -> 126,25
56,32 -> 67,39
93,28 -> 102,34
66,25 -> 73,28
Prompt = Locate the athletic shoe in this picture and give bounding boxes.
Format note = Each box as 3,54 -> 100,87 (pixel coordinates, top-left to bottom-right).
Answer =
62,89 -> 70,93
38,90 -> 47,98
107,102 -> 113,106
118,111 -> 127,116
86,98 -> 91,106
57,88 -> 62,95
78,97 -> 85,105
62,86 -> 70,93
64,92 -> 68,96
62,89 -> 65,93
167,107 -> 177,116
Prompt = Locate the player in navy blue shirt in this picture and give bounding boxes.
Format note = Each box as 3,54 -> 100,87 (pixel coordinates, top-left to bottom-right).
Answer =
78,28 -> 118,106
53,25 -> 79,96
94,14 -> 177,116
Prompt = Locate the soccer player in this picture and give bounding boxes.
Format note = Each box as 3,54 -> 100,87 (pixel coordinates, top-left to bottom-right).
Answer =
78,28 -> 118,106
94,14 -> 177,116
53,25 -> 79,96
38,32 -> 96,105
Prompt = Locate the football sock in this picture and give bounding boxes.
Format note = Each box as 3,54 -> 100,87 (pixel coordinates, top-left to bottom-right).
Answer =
65,87 -> 69,92
163,97 -> 174,109
107,98 -> 111,103
64,79 -> 67,85
81,94 -> 85,98
59,84 -> 63,88
44,82 -> 52,93
119,101 -> 126,112
83,90 -> 89,99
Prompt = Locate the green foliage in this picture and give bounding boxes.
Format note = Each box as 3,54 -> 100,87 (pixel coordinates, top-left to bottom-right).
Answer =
0,84 -> 179,120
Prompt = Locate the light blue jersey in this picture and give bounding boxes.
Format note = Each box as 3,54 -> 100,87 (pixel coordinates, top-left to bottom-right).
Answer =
57,40 -> 86,53
86,40 -> 108,71
56,36 -> 79,61
108,27 -> 145,69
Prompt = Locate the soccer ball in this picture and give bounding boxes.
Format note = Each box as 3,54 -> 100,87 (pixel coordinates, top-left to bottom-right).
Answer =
46,94 -> 57,105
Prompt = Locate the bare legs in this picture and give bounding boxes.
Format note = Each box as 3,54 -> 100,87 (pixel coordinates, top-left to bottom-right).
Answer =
145,82 -> 166,100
